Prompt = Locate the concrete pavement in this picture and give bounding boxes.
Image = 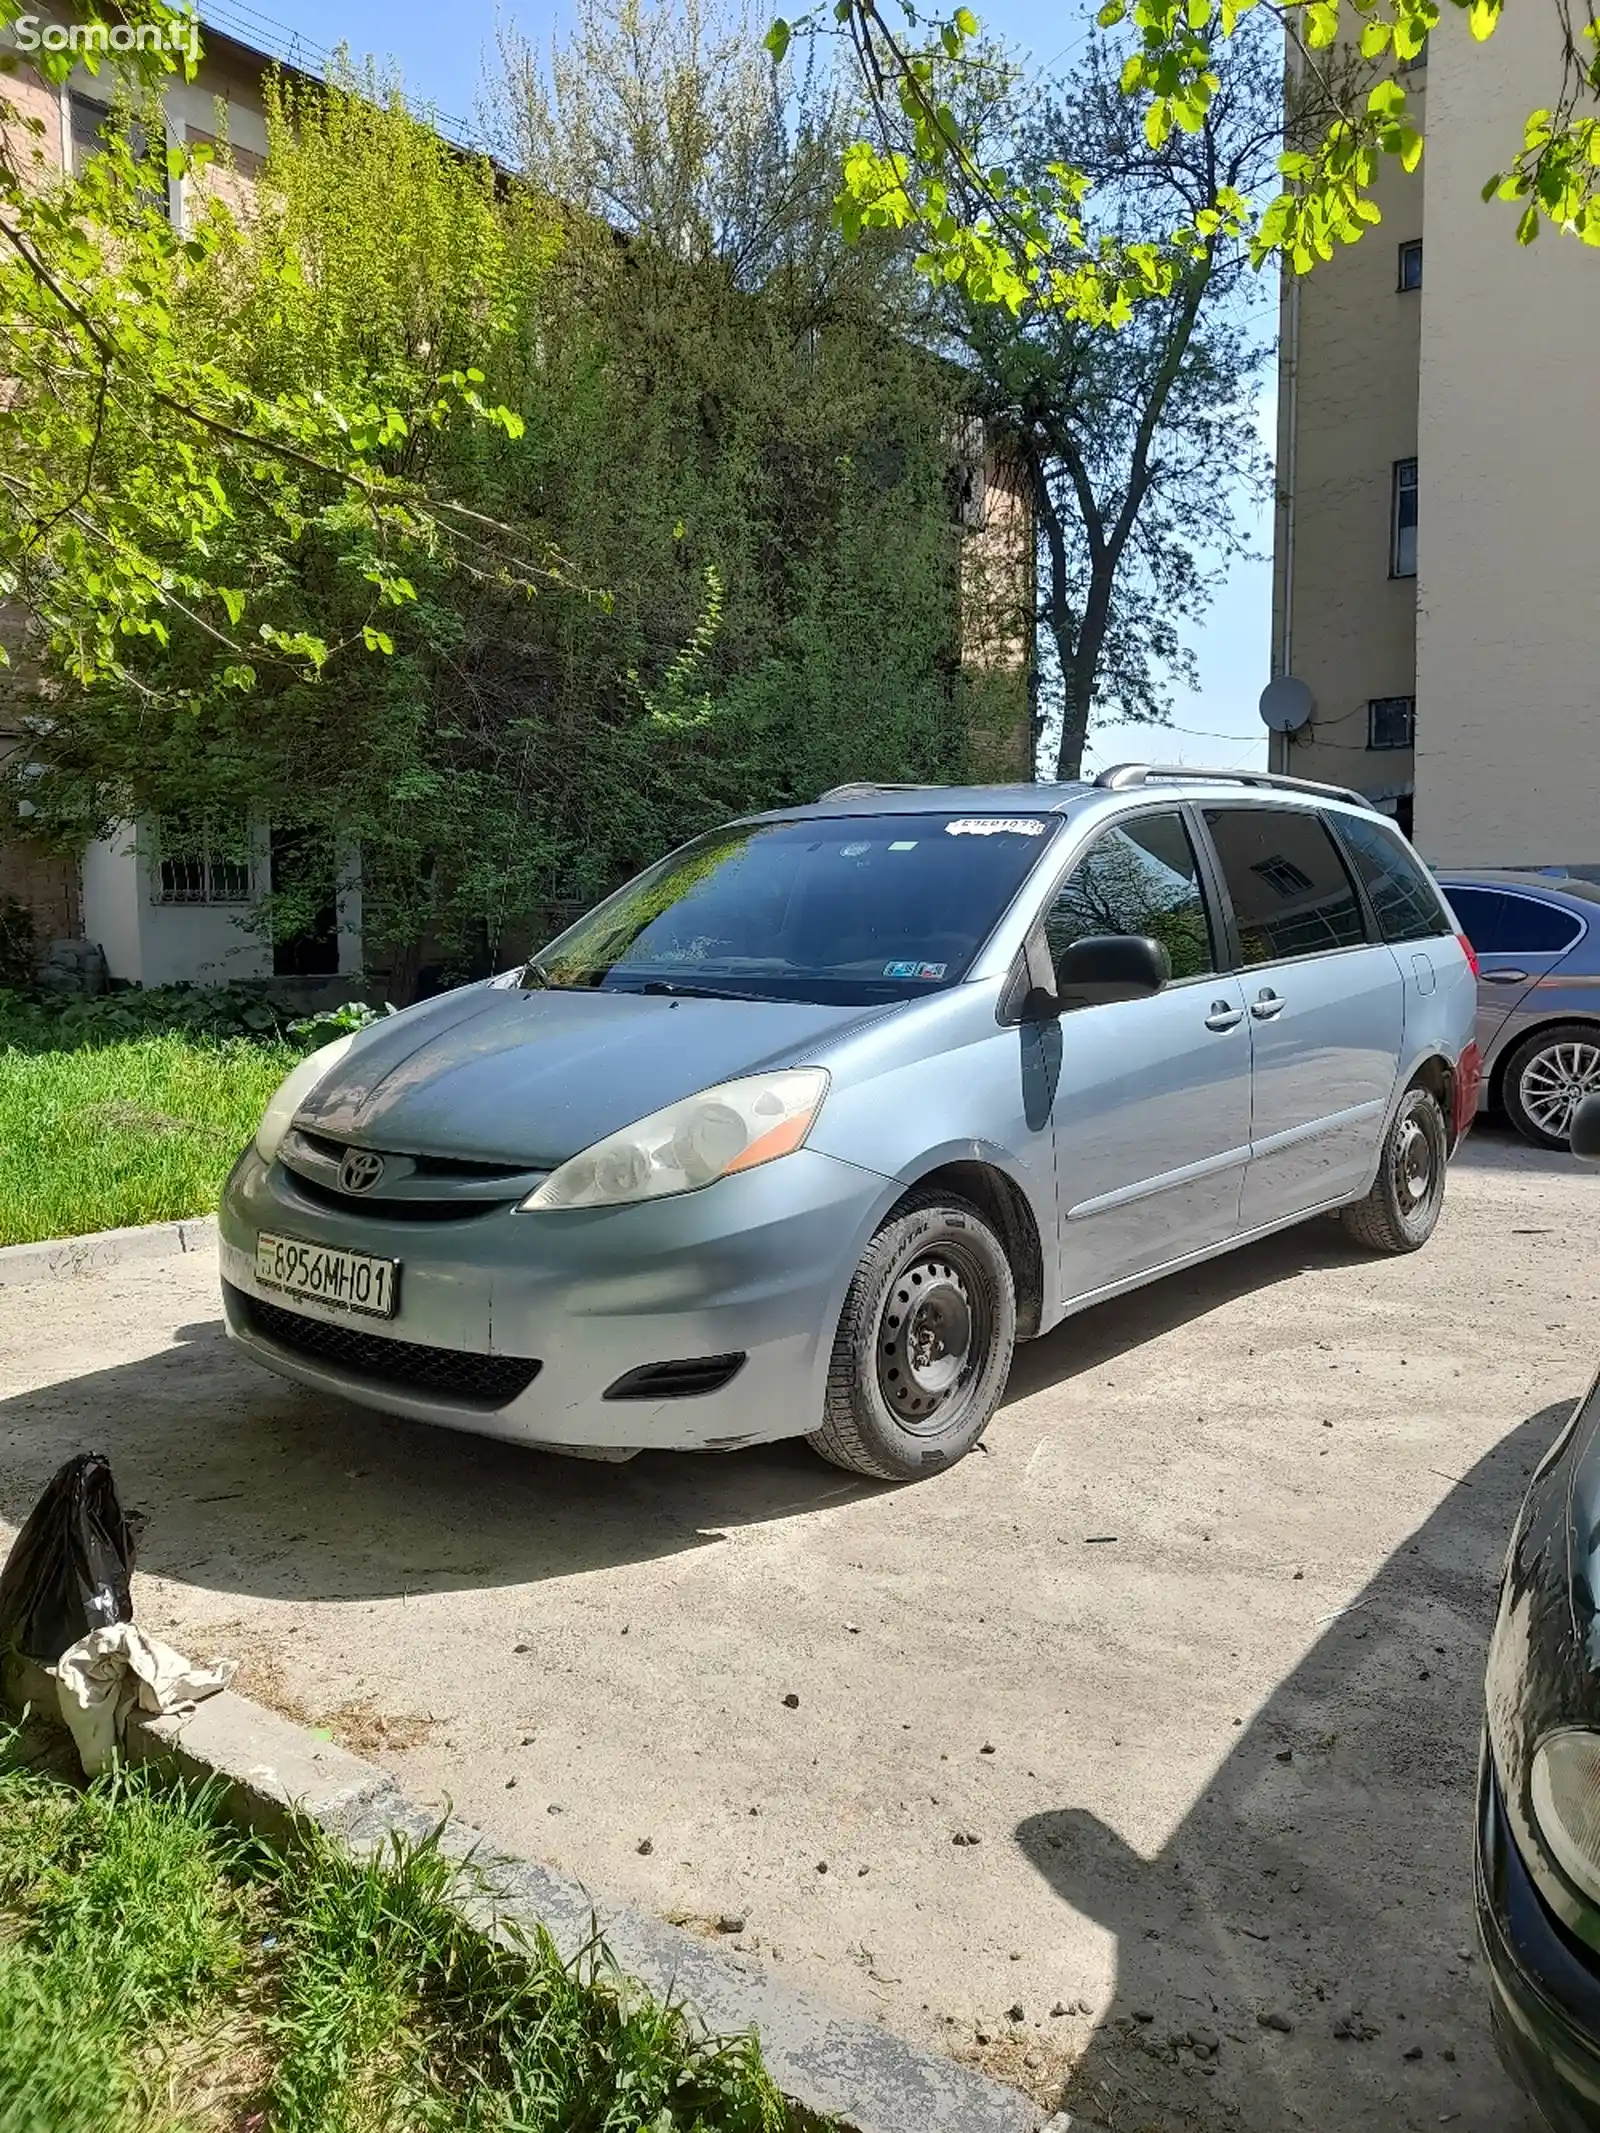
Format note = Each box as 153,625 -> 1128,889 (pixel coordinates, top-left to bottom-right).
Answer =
2,1123 -> 1591,2131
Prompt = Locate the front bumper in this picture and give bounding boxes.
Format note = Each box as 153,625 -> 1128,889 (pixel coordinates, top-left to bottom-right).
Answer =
218,1143 -> 891,1452
1478,1750 -> 1600,2131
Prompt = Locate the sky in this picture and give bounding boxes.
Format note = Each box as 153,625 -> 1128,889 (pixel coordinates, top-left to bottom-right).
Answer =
197,0 -> 1272,775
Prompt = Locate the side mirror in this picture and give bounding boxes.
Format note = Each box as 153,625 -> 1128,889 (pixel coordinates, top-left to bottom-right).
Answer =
1572,1092 -> 1600,1163
1053,933 -> 1171,1008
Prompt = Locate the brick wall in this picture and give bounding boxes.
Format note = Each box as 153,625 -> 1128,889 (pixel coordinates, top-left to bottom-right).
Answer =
0,837 -> 77,946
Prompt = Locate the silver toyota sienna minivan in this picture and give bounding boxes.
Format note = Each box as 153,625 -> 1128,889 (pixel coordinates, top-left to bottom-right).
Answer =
219,765 -> 1480,1480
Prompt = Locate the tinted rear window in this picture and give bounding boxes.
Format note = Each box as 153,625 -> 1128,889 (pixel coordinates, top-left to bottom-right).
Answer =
1447,886 -> 1583,956
1333,812 -> 1452,944
1204,806 -> 1366,964
529,813 -> 1058,1005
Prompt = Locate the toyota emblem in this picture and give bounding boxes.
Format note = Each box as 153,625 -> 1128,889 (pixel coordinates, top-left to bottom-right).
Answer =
338,1147 -> 385,1194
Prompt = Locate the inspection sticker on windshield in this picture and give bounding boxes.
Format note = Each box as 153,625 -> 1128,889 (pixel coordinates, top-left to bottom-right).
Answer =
884,960 -> 946,980
945,817 -> 1046,837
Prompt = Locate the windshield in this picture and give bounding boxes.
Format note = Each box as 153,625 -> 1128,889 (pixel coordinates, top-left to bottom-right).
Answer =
527,813 -> 1059,1005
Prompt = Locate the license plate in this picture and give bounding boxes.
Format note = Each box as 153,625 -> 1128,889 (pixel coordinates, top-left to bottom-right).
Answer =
254,1232 -> 398,1319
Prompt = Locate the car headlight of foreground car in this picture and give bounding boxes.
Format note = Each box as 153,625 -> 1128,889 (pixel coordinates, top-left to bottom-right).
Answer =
1531,1729 -> 1600,1907
520,1068 -> 830,1211
253,1034 -> 358,1166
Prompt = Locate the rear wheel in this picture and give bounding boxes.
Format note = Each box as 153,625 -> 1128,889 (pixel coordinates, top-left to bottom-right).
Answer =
1340,1084 -> 1448,1254
807,1193 -> 1016,1481
1502,1023 -> 1600,1150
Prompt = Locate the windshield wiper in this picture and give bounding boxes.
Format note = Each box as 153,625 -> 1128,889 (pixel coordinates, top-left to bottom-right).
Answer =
636,979 -> 772,1003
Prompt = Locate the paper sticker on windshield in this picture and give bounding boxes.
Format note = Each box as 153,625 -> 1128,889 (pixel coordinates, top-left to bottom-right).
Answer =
884,960 -> 946,980
945,817 -> 1046,837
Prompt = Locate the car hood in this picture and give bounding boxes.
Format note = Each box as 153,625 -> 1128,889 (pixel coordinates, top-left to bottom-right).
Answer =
296,982 -> 887,1167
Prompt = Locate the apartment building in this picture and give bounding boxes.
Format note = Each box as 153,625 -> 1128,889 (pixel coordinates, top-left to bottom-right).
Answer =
0,15 -> 351,987
1267,13 -> 1600,872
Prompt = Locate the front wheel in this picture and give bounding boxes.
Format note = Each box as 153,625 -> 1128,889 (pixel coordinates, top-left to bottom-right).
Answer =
1502,1023 -> 1600,1150
807,1193 -> 1016,1481
1339,1085 -> 1448,1254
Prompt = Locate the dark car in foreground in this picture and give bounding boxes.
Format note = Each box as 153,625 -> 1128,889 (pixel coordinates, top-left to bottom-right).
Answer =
1441,872 -> 1600,1149
1478,1092 -> 1600,2127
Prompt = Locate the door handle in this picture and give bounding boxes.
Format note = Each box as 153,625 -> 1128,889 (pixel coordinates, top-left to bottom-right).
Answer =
1483,969 -> 1531,985
1204,1002 -> 1245,1032
1250,989 -> 1285,1020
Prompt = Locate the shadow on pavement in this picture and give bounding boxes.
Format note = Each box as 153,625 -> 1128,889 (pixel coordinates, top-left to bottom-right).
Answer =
1454,1114 -> 1597,1182
1018,1401 -> 1567,2133
1002,1218 -> 1357,1407
2,1213 -> 1369,1605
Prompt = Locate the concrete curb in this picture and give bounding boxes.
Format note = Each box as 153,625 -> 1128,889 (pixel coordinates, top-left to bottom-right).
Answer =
2,1656 -> 1045,2133
0,1215 -> 216,1287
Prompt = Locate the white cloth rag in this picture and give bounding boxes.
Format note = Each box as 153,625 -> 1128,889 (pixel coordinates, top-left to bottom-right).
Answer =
52,1624 -> 237,1775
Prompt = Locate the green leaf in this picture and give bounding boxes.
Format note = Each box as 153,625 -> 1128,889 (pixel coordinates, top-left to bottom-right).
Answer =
362,624 -> 395,654
764,17 -> 791,61
1517,202 -> 1541,242
954,6 -> 979,32
1468,0 -> 1500,37
218,587 -> 245,625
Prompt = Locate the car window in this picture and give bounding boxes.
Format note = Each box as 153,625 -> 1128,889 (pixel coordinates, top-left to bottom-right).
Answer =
1446,886 -> 1583,956
1042,811 -> 1216,985
1495,892 -> 1584,955
528,812 -> 1057,1005
1443,885 -> 1505,952
1203,806 -> 1366,965
1332,812 -> 1453,943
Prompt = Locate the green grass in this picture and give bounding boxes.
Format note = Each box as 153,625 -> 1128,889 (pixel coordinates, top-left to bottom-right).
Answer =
0,1734 -> 790,2133
0,1032 -> 294,1246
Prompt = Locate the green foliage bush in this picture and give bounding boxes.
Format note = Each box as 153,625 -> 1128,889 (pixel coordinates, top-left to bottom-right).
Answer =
9,21 -> 1024,986
0,984 -> 379,1055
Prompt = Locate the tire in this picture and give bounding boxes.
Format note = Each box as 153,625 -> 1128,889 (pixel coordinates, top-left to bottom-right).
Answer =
807,1192 -> 1017,1481
1502,1023 -> 1600,1150
1340,1085 -> 1449,1254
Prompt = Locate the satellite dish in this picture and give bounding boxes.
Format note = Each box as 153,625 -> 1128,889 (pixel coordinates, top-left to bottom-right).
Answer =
1259,676 -> 1314,733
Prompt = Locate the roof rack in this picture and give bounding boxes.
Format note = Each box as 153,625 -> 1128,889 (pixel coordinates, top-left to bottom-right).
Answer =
1093,763 -> 1377,811
818,781 -> 932,801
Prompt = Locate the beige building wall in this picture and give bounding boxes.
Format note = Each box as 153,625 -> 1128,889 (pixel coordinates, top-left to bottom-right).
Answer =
1269,60 -> 1425,817
1413,10 -> 1600,868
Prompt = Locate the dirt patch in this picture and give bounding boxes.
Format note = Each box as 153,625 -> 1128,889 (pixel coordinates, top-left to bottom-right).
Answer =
226,1648 -> 435,1760
80,1101 -> 214,1139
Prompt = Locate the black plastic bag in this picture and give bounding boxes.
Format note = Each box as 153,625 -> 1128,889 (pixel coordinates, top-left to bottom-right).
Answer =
0,1454 -> 135,1665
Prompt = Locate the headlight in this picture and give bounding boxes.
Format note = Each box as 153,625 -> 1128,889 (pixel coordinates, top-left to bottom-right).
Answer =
253,1034 -> 358,1166
520,1068 -> 829,1211
1531,1728 -> 1600,1904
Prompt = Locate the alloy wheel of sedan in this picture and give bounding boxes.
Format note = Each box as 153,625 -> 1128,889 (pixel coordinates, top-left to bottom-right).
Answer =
1504,1023 -> 1600,1150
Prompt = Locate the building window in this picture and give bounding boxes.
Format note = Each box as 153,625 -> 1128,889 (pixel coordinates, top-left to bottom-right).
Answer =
153,823 -> 252,906
69,92 -> 169,218
1390,458 -> 1418,577
1398,239 -> 1422,291
1368,696 -> 1415,750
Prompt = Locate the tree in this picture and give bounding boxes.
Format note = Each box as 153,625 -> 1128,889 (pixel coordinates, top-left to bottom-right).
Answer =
7,2 -> 1019,986
771,0 -> 1600,326
935,27 -> 1274,777
0,2 -> 539,703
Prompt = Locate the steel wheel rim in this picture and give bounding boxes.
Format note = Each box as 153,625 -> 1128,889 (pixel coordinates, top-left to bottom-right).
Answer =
877,1246 -> 988,1434
1521,1042 -> 1600,1140
1392,1111 -> 1436,1210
